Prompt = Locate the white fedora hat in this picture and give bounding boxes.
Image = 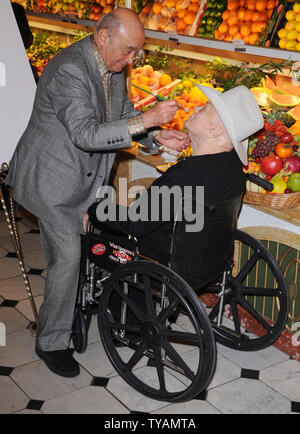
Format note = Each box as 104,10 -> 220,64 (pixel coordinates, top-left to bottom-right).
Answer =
196,85 -> 264,165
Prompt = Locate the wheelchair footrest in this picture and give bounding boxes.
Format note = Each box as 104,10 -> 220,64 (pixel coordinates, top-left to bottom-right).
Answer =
212,324 -> 250,343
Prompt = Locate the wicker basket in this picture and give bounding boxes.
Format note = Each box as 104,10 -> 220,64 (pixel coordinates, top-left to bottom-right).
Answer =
244,190 -> 300,209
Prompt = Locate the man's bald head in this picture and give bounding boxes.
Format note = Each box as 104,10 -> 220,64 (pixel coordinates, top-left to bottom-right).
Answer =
94,8 -> 145,72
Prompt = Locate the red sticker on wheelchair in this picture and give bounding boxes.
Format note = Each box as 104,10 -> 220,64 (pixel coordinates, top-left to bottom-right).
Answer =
92,243 -> 106,255
113,249 -> 132,264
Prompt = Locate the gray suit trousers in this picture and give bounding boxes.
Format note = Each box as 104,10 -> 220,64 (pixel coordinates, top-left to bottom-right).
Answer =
37,219 -> 81,351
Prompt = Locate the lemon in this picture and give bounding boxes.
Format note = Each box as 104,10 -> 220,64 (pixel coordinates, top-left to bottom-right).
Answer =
297,42 -> 300,51
286,20 -> 296,30
286,10 -> 296,21
294,3 -> 300,13
298,32 -> 300,41
287,29 -> 298,40
278,28 -> 287,39
182,80 -> 193,88
296,22 -> 300,31
296,13 -> 300,22
279,38 -> 287,49
286,39 -> 297,50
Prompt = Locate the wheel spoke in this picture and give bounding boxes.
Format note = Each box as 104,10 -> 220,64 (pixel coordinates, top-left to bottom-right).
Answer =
112,282 -> 146,322
161,340 -> 195,381
236,250 -> 261,283
143,275 -> 156,320
237,296 -> 272,332
124,341 -> 148,372
164,329 -> 199,345
152,345 -> 167,393
157,298 -> 179,324
208,299 -> 221,322
230,300 -> 241,334
240,286 -> 281,297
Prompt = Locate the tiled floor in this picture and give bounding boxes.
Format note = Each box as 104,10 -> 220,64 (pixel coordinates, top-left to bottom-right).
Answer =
0,206 -> 299,415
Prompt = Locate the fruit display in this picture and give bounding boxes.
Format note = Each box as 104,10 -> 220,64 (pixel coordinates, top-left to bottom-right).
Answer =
144,0 -> 203,35
197,0 -> 227,39
130,66 -> 175,103
277,2 -> 300,51
245,111 -> 300,194
215,0 -> 275,44
11,0 -> 115,21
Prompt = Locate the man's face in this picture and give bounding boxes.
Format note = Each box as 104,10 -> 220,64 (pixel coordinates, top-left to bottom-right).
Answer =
99,27 -> 145,73
185,102 -> 221,135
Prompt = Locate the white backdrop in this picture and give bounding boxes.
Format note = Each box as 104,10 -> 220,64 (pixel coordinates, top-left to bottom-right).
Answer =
0,0 -> 36,164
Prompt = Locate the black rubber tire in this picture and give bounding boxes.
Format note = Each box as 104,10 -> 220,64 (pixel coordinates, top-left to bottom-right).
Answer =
204,230 -> 289,351
72,306 -> 92,354
98,260 -> 216,403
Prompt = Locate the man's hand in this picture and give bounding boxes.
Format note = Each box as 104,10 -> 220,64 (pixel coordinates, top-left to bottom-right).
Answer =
83,211 -> 89,232
142,100 -> 178,129
156,129 -> 190,152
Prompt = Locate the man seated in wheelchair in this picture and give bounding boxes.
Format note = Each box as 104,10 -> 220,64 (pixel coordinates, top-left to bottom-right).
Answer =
87,85 -> 264,275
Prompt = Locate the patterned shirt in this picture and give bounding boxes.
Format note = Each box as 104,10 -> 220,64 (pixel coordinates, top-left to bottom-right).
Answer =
91,37 -> 146,135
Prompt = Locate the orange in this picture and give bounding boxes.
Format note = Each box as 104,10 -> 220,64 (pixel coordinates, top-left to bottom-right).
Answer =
177,9 -> 187,18
258,11 -> 268,20
237,8 -> 246,20
255,0 -> 266,11
215,29 -> 225,40
176,17 -> 187,31
267,8 -> 273,18
234,31 -> 242,39
224,35 -> 233,41
252,21 -> 267,32
239,0 -> 246,6
228,0 -> 239,11
184,11 -> 196,24
240,23 -> 252,36
222,10 -> 230,20
229,24 -> 240,35
142,3 -> 152,13
228,14 -> 239,25
243,35 -> 250,43
266,0 -> 275,9
247,0 -> 256,10
244,10 -> 254,20
190,0 -> 199,2
166,0 -> 176,7
251,11 -> 261,21
248,32 -> 259,44
159,73 -> 172,87
218,21 -> 229,33
188,3 -> 199,13
153,2 -> 163,14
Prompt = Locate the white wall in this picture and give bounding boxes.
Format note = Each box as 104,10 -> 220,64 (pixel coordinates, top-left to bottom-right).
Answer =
0,0 -> 36,164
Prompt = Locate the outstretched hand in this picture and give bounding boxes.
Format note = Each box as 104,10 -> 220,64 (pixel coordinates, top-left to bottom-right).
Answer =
156,128 -> 190,152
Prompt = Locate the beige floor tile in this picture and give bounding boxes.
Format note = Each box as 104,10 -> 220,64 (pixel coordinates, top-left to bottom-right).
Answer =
260,359 -> 300,402
0,376 -> 29,414
42,386 -> 129,414
0,274 -> 45,300
0,329 -> 38,367
11,360 -> 92,401
23,249 -> 46,270
0,257 -> 22,280
0,246 -> 8,257
0,306 -> 28,334
16,295 -> 43,322
0,220 -> 29,238
153,400 -> 221,414
0,233 -> 41,254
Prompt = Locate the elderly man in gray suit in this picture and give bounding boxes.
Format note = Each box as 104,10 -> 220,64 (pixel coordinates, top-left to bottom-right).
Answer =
6,7 -> 189,377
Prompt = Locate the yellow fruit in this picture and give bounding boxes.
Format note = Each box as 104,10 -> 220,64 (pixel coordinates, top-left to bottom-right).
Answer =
286,10 -> 296,21
286,39 -> 297,50
279,38 -> 287,49
296,13 -> 300,22
298,32 -> 300,41
297,42 -> 300,51
278,28 -> 287,39
287,29 -> 298,40
296,22 -> 300,31
285,20 -> 296,30
294,3 -> 300,13
182,79 -> 193,88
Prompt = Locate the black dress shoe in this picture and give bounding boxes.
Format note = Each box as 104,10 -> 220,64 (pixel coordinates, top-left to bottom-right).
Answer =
36,347 -> 80,378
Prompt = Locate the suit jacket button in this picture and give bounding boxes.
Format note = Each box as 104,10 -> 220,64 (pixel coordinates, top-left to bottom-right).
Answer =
112,140 -> 115,144
120,138 -> 124,142
107,140 -> 111,144
87,172 -> 92,177
116,139 -> 120,143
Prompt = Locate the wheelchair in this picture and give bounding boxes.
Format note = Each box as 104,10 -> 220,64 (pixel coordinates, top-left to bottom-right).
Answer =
71,193 -> 289,403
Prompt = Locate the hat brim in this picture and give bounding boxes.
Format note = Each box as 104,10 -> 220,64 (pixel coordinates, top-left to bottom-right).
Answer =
196,85 -> 248,165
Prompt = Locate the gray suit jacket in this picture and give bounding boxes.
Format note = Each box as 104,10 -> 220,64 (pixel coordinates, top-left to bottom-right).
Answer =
6,36 -> 155,234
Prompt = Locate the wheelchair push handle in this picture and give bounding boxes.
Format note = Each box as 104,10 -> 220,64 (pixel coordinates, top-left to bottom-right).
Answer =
246,173 -> 273,192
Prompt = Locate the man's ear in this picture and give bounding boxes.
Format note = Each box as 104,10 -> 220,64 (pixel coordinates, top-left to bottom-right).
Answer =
95,29 -> 108,46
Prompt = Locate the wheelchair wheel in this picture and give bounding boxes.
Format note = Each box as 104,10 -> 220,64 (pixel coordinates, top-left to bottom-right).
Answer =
203,230 -> 289,351
98,261 -> 216,403
72,305 -> 92,354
